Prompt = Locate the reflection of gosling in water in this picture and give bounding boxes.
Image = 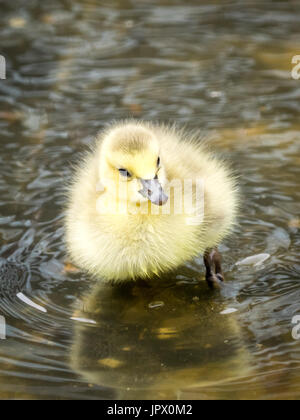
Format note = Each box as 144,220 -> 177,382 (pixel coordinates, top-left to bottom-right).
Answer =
65,121 -> 238,287
70,281 -> 252,399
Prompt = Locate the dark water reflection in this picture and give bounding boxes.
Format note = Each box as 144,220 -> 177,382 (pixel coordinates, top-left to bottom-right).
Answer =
0,0 -> 300,399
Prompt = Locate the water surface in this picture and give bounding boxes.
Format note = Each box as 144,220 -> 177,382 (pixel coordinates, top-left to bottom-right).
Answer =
0,0 -> 300,399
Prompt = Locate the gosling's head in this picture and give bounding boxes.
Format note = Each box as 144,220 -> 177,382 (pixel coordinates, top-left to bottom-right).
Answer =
98,123 -> 168,206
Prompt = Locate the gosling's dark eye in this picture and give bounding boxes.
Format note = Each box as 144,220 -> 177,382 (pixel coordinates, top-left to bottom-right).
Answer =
118,168 -> 131,179
157,157 -> 161,167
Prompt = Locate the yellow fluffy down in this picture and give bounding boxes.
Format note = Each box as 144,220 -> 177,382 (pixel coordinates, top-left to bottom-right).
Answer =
65,121 -> 239,282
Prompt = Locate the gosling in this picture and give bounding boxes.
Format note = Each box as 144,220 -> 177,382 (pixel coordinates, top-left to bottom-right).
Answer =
65,121 -> 238,288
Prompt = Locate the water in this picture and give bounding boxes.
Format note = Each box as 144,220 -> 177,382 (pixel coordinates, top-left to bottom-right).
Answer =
0,0 -> 300,399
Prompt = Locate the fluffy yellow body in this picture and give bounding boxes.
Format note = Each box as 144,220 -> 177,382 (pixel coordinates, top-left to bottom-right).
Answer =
65,121 -> 238,282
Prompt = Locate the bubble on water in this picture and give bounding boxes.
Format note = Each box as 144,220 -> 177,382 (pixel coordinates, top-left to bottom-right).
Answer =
148,301 -> 165,309
70,317 -> 97,325
235,253 -> 270,267
220,308 -> 238,315
209,91 -> 223,98
16,292 -> 47,313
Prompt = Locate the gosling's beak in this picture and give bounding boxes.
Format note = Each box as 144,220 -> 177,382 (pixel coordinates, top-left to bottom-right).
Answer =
139,178 -> 168,206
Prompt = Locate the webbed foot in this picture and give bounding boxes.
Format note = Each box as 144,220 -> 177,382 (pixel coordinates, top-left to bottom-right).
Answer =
204,248 -> 225,290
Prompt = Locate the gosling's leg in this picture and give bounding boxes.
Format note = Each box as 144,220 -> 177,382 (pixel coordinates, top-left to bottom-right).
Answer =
204,248 -> 225,289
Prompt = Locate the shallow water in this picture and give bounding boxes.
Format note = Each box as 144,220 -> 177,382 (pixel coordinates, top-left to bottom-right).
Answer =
0,0 -> 300,400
